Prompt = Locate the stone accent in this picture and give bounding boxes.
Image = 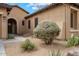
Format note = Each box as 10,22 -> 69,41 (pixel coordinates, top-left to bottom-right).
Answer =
66,48 -> 79,56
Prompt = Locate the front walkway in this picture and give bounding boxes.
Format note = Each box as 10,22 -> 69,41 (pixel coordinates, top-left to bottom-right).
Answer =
3,36 -> 26,43
0,36 -> 27,56
0,40 -> 6,56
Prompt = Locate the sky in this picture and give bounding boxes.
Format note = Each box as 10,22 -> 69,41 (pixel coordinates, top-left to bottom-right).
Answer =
9,3 -> 51,14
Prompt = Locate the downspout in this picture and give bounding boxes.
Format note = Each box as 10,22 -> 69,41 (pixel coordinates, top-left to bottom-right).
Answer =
65,4 -> 67,41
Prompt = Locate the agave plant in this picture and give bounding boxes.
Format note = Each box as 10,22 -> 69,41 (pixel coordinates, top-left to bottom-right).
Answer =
49,50 -> 63,56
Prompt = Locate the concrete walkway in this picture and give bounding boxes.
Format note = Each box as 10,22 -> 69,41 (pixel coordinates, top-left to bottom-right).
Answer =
0,40 -> 6,56
0,35 -> 30,56
0,36 -> 29,56
3,36 -> 26,43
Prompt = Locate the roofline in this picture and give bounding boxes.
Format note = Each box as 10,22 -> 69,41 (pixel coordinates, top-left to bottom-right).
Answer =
0,3 -> 29,14
13,5 -> 29,14
0,3 -> 12,9
25,3 -> 79,19
25,3 -> 61,19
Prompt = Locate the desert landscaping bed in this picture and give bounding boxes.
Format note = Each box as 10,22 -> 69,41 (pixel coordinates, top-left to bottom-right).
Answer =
4,36 -> 76,56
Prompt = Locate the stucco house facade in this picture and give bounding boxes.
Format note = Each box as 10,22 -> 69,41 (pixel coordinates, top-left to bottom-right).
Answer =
1,3 -> 79,40
25,3 -> 79,40
0,3 -> 29,39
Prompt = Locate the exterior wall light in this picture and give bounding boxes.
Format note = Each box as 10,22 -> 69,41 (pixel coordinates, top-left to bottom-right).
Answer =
3,16 -> 6,20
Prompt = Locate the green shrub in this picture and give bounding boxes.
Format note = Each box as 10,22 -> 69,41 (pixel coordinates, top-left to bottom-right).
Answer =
8,34 -> 14,39
49,50 -> 62,56
67,36 -> 79,47
33,21 -> 60,45
21,39 -> 36,51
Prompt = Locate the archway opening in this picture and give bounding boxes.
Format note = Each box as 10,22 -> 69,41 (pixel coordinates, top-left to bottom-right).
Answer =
8,18 -> 17,34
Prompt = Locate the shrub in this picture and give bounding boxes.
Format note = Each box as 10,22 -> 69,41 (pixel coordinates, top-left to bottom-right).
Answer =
67,36 -> 79,47
21,39 -> 36,51
49,50 -> 62,56
33,21 -> 60,45
8,34 -> 14,39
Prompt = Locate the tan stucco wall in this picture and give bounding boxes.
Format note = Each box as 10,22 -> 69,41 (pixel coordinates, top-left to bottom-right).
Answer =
62,5 -> 79,40
8,7 -> 28,35
25,5 -> 66,40
25,4 -> 79,40
0,8 -> 8,39
0,6 -> 28,39
0,4 -> 79,39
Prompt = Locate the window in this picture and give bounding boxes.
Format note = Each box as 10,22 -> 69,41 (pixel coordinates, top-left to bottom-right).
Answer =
35,17 -> 38,27
71,13 -> 73,28
28,20 -> 31,29
70,9 -> 77,29
22,20 -> 24,26
0,14 -> 2,16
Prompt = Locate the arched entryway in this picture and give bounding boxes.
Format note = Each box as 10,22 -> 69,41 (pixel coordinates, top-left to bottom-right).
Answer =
8,18 -> 17,34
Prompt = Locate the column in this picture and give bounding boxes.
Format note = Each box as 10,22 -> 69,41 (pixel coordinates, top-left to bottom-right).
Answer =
1,15 -> 8,39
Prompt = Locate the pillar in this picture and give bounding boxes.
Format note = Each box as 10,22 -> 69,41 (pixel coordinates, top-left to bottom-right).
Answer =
1,15 -> 8,39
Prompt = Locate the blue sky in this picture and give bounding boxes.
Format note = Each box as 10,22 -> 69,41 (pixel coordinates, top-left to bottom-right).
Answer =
18,3 -> 37,14
12,3 -> 51,14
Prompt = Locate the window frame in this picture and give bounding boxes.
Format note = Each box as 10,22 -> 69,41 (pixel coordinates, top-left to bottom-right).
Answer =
22,20 -> 25,26
70,9 -> 77,29
28,20 -> 31,29
35,17 -> 38,27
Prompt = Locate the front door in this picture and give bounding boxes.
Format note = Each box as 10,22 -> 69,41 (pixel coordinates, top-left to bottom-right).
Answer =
8,18 -> 17,34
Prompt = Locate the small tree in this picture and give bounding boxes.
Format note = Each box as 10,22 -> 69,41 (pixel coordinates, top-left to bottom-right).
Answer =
33,21 -> 60,45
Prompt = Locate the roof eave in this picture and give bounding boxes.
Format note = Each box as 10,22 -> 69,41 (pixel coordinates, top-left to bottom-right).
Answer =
25,3 -> 79,19
25,3 -> 63,19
